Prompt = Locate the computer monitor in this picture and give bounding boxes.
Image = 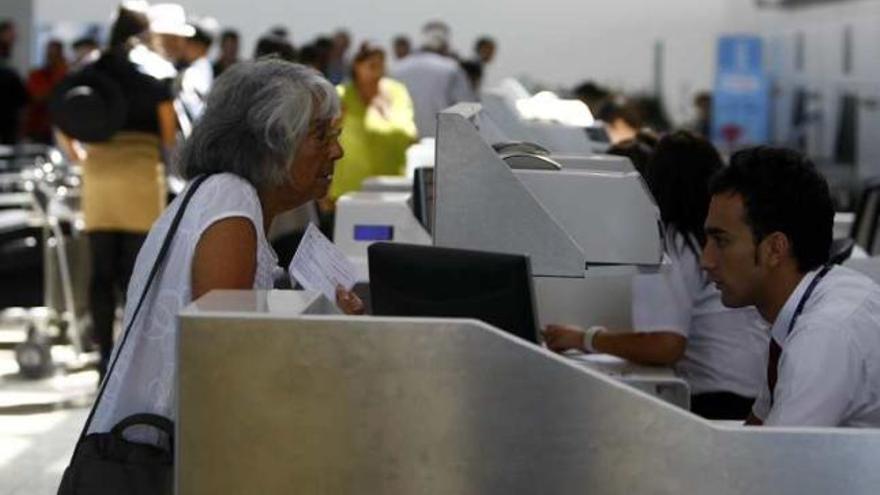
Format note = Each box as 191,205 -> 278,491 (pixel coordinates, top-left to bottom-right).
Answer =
368,243 -> 539,344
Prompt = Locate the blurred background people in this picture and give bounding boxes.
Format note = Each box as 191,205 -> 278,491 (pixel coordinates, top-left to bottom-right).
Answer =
57,3 -> 176,379
472,35 -> 496,67
631,93 -> 671,132
689,91 -> 713,138
0,19 -> 28,145
24,39 -> 68,143
596,96 -> 643,145
0,19 -> 16,59
391,20 -> 476,138
179,16 -> 218,122
572,80 -> 610,117
254,32 -> 297,61
212,28 -> 239,76
326,28 -> 351,84
146,2 -> 193,70
269,25 -> 289,39
459,59 -> 483,93
307,36 -> 334,74
71,36 -> 100,70
392,34 -> 411,61
328,41 -> 417,204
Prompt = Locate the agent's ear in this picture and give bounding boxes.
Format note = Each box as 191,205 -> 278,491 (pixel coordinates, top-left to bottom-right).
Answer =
758,231 -> 791,269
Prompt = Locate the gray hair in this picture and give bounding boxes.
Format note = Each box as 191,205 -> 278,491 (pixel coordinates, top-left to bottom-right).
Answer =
177,58 -> 340,189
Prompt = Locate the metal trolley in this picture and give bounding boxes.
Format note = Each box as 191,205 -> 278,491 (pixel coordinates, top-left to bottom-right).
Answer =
0,144 -> 93,378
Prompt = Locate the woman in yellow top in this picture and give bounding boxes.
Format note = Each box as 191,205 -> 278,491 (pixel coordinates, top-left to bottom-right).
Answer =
328,42 -> 417,201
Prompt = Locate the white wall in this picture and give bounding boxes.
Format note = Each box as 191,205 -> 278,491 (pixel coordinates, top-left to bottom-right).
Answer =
742,0 -> 880,178
34,0 -> 744,124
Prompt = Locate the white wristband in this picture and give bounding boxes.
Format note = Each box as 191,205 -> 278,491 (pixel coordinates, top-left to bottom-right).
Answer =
582,326 -> 606,353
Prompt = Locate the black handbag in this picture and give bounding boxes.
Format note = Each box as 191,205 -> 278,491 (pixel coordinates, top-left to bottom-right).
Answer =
49,65 -> 128,143
58,174 -> 211,495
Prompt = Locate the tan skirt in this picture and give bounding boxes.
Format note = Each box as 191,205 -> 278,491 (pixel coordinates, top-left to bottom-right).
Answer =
82,132 -> 167,233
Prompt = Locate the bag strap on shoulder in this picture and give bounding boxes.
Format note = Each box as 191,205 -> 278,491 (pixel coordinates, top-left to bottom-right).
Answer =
73,174 -> 212,448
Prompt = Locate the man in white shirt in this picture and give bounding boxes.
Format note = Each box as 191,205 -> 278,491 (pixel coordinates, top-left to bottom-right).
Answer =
390,21 -> 476,138
702,146 -> 880,427
542,132 -> 769,420
178,17 -> 218,124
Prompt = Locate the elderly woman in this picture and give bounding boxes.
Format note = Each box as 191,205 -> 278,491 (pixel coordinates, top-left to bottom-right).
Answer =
87,59 -> 359,442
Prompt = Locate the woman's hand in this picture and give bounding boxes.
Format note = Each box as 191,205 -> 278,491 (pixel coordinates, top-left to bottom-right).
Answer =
336,285 -> 365,315
541,324 -> 586,353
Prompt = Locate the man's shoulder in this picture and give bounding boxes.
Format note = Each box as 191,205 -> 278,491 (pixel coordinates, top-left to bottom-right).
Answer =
796,266 -> 880,341
819,266 -> 880,309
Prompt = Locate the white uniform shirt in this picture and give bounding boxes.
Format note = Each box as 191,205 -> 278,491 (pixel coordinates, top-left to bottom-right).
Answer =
752,265 -> 880,427
632,230 -> 769,397
179,56 -> 213,122
390,51 -> 476,138
89,174 -> 279,440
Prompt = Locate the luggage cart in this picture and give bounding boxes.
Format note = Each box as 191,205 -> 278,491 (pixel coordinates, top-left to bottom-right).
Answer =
0,146 -> 94,378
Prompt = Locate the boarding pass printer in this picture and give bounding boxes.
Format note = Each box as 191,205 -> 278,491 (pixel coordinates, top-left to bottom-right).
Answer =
435,102 -> 663,329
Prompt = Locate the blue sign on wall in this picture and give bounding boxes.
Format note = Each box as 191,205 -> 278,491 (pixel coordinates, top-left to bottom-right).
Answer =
712,36 -> 771,148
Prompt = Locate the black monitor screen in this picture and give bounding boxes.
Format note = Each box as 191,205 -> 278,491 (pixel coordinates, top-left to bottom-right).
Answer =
368,243 -> 539,344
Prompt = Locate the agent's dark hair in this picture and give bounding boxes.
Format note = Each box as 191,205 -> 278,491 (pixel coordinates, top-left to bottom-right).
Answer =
647,130 -> 723,256
709,146 -> 833,272
607,130 -> 657,177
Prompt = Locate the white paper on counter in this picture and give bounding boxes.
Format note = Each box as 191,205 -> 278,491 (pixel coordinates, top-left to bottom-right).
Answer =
288,223 -> 357,301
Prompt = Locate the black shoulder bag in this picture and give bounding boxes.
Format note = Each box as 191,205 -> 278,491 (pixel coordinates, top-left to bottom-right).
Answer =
58,174 -> 210,495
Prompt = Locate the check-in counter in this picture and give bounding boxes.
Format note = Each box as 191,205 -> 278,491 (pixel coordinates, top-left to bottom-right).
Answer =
177,290 -> 880,494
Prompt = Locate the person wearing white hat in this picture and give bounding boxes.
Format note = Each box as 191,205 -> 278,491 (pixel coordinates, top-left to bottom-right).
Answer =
148,3 -> 194,66
179,16 -> 218,123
